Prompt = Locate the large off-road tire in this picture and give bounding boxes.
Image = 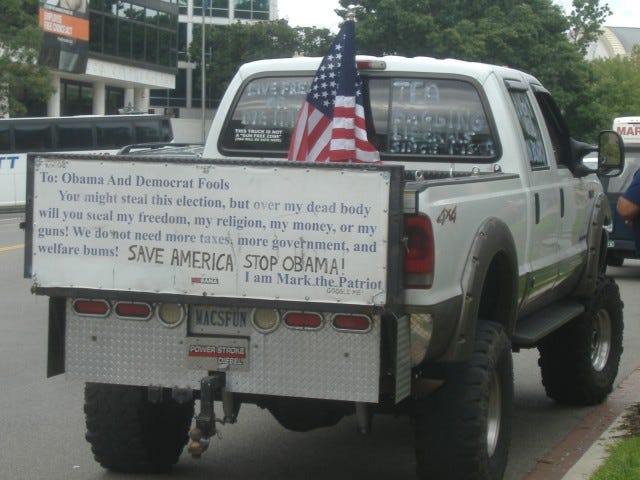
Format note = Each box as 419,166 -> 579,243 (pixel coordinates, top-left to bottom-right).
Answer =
84,383 -> 194,473
414,321 -> 513,480
538,275 -> 624,405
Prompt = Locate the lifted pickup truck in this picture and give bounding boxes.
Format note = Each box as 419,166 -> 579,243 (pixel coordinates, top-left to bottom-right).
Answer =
24,55 -> 625,480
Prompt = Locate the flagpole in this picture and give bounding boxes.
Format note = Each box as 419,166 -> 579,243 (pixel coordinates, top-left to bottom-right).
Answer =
201,0 -> 207,143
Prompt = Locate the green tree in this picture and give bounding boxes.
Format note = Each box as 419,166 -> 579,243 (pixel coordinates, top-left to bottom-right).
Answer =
191,20 -> 332,104
566,0 -> 611,55
336,0 -> 609,141
0,0 -> 53,116
576,49 -> 640,136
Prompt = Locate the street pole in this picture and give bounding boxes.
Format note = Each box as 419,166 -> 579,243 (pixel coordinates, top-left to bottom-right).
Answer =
201,0 -> 207,143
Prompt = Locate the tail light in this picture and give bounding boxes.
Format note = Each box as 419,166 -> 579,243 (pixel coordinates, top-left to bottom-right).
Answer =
284,312 -> 323,330
72,299 -> 110,316
332,314 -> 372,332
404,214 -> 434,288
356,59 -> 386,70
114,301 -> 152,320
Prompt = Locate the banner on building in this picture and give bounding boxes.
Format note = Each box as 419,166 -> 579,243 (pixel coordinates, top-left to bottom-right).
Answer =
39,0 -> 90,74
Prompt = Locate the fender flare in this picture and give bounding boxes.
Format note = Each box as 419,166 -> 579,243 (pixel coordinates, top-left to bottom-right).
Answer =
441,217 -> 519,362
573,191 -> 611,297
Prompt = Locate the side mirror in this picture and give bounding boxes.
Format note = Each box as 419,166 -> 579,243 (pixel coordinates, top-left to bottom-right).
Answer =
598,130 -> 624,177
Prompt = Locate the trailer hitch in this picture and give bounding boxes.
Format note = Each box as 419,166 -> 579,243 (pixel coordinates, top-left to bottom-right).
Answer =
188,373 -> 226,459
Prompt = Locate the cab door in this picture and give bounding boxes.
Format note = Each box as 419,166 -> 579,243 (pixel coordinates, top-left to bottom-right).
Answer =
532,87 -> 592,282
507,82 -> 561,305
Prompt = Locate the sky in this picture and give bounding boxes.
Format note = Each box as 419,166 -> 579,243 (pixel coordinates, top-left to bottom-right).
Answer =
276,0 -> 640,30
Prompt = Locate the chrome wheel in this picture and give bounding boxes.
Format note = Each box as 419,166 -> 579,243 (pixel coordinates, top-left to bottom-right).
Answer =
486,370 -> 502,457
591,309 -> 612,372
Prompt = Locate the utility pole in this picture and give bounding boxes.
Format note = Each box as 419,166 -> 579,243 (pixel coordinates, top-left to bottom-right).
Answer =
201,0 -> 208,143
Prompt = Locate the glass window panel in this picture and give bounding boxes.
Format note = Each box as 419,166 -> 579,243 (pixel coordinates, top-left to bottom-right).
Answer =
211,0 -> 229,17
510,90 -> 547,168
133,26 -> 145,61
146,29 -> 158,63
253,0 -> 269,12
146,7 -> 158,24
90,0 -> 105,11
110,0 -> 120,15
103,16 -> 117,55
14,125 -> 53,152
135,121 -> 161,142
56,123 -> 94,149
129,3 -> 145,21
89,14 -> 103,53
158,30 -> 171,66
0,128 -> 10,152
369,78 -> 497,159
118,1 -> 130,17
220,76 -> 312,153
119,20 -> 132,58
157,11 -> 171,27
96,122 -> 133,148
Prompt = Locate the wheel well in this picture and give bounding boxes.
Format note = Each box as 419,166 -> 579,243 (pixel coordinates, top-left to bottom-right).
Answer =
478,251 -> 517,334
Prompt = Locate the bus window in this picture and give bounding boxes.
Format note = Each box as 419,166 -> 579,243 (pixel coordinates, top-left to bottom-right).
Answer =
0,127 -> 10,152
56,123 -> 94,149
135,120 -> 162,142
96,122 -> 133,147
15,124 -> 53,152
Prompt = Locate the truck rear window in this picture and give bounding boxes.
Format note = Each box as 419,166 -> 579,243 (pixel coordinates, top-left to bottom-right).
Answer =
220,75 -> 497,161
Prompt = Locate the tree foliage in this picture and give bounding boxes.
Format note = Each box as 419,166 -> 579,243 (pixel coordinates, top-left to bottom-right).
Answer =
0,0 -> 53,116
334,0 -> 611,141
191,1 -> 622,142
576,49 -> 640,135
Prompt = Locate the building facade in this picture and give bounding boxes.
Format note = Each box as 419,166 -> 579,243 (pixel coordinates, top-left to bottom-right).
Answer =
586,26 -> 640,60
39,0 -> 279,120
149,0 -> 278,117
41,0 -> 179,117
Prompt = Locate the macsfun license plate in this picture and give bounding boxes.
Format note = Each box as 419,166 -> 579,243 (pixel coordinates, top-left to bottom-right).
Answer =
189,305 -> 253,335
186,336 -> 249,371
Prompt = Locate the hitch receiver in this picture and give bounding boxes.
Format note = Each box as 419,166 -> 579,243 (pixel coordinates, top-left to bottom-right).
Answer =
188,373 -> 225,458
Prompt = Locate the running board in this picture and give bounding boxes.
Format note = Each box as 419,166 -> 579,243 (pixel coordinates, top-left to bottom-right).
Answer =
512,300 -> 585,348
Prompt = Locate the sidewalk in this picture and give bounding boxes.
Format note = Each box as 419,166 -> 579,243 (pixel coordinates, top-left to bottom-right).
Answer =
523,367 -> 640,480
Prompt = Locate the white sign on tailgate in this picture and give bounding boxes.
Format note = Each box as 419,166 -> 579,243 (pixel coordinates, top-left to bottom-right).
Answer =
30,157 -> 392,305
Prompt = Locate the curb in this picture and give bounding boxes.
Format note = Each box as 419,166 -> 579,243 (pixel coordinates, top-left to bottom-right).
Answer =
522,367 -> 640,480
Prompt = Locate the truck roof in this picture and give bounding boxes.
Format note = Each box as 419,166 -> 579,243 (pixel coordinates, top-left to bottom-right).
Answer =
235,55 -> 539,87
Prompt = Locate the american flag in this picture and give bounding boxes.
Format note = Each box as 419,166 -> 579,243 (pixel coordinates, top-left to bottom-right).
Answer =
287,20 -> 380,163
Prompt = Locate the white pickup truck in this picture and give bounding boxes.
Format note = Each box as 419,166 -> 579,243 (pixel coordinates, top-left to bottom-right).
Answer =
24,56 -> 625,480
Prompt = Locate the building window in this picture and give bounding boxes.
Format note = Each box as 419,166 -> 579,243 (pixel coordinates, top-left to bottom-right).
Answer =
61,80 -> 93,116
234,0 -> 269,20
106,86 -> 125,115
88,1 -> 178,69
198,0 -> 229,18
150,68 -> 187,107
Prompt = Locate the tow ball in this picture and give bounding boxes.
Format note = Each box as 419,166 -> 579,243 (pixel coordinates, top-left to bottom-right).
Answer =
188,372 -> 237,459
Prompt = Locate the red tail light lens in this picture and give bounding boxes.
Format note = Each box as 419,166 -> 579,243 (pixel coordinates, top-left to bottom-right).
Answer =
356,59 -> 386,70
73,299 -> 110,316
284,312 -> 323,330
332,314 -> 372,332
404,214 -> 434,288
114,302 -> 152,320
